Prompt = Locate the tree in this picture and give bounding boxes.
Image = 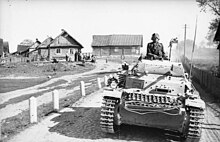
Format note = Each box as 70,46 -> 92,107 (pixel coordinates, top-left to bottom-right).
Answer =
196,0 -> 220,41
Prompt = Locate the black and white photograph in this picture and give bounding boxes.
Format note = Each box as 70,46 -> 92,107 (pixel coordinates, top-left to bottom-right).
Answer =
0,0 -> 219,142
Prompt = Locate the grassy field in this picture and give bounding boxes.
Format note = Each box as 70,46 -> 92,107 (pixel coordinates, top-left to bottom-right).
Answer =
0,62 -> 95,93
0,78 -> 48,93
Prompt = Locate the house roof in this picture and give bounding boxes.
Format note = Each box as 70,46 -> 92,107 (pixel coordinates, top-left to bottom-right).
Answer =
49,29 -> 84,48
19,39 -> 34,46
20,39 -> 41,55
92,34 -> 143,47
38,37 -> 53,49
29,39 -> 41,49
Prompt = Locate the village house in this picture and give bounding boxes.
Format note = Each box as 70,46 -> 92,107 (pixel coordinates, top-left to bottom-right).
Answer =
38,29 -> 84,61
21,39 -> 41,58
0,38 -> 3,57
26,39 -> 42,61
3,41 -> 10,56
91,34 -> 143,57
17,39 -> 34,55
37,37 -> 53,60
0,38 -> 10,58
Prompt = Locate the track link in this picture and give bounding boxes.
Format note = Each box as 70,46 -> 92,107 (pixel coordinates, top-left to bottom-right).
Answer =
187,107 -> 205,139
100,98 -> 117,133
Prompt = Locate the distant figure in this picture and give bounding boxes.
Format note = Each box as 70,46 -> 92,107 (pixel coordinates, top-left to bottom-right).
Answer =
91,55 -> 96,63
122,62 -> 129,70
52,58 -> 58,63
75,51 -> 78,61
146,33 -> 167,60
65,54 -> 69,62
138,53 -> 143,62
78,51 -> 82,61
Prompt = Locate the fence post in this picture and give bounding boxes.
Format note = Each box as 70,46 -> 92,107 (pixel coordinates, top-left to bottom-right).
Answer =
52,90 -> 59,112
29,97 -> 37,123
97,78 -> 102,89
80,81 -> 85,97
104,75 -> 108,86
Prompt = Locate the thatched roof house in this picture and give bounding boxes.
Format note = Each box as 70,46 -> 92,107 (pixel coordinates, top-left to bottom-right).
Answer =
17,39 -> 34,53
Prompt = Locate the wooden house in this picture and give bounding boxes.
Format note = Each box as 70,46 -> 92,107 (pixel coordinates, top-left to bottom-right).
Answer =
0,39 -> 10,57
0,38 -> 3,57
17,39 -> 34,55
37,37 -> 53,60
91,34 -> 143,57
38,29 -> 84,61
3,41 -> 10,55
21,39 -> 41,58
26,39 -> 42,61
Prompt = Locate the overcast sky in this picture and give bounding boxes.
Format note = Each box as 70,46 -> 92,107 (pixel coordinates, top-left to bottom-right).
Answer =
0,0 -> 214,53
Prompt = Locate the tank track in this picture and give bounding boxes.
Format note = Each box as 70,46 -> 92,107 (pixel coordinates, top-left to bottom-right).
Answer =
187,107 -> 205,139
100,97 -> 118,133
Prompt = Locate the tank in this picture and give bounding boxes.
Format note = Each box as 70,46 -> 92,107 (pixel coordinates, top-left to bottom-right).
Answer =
100,59 -> 205,141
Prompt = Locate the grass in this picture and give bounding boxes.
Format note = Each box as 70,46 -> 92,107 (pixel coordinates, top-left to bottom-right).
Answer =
0,62 -> 95,93
38,79 -> 68,90
0,78 -> 48,93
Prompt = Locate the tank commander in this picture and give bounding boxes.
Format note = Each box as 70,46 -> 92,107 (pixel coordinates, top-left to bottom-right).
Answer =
146,33 -> 167,60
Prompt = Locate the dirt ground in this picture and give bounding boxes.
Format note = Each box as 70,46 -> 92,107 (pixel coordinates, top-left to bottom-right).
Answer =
7,84 -> 220,142
1,59 -> 220,142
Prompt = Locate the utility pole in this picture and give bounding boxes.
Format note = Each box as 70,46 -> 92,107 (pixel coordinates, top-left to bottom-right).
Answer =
184,24 -> 187,62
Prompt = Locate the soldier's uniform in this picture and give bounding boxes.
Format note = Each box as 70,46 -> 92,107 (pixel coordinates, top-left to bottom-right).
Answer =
146,33 -> 166,60
147,42 -> 165,59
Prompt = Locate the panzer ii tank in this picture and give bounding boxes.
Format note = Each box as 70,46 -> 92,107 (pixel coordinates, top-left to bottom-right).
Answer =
100,59 -> 205,140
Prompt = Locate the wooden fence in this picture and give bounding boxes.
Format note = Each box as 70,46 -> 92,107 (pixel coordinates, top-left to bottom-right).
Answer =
182,57 -> 220,98
1,56 -> 30,64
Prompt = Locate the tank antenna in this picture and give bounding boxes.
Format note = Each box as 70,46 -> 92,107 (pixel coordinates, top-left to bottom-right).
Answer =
189,16 -> 198,80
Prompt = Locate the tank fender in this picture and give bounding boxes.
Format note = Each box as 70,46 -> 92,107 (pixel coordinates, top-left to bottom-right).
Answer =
185,98 -> 205,109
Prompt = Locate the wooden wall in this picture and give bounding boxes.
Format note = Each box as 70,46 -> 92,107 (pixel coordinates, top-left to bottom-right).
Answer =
182,57 -> 220,99
92,46 -> 140,56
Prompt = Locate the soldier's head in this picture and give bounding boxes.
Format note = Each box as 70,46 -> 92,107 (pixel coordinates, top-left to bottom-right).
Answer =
151,33 -> 160,42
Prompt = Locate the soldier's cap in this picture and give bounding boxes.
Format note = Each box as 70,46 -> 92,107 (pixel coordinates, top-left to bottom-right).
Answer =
151,33 -> 160,40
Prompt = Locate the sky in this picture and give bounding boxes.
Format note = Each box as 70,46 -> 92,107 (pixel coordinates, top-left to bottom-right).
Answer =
0,0 -> 215,53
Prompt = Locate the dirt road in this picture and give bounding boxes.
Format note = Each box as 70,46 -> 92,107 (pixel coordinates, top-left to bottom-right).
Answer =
2,59 -> 220,142
8,83 -> 220,142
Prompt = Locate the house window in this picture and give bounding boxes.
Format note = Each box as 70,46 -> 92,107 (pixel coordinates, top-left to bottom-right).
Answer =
131,47 -> 136,53
56,48 -> 61,54
114,47 -> 119,52
70,49 -> 74,54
